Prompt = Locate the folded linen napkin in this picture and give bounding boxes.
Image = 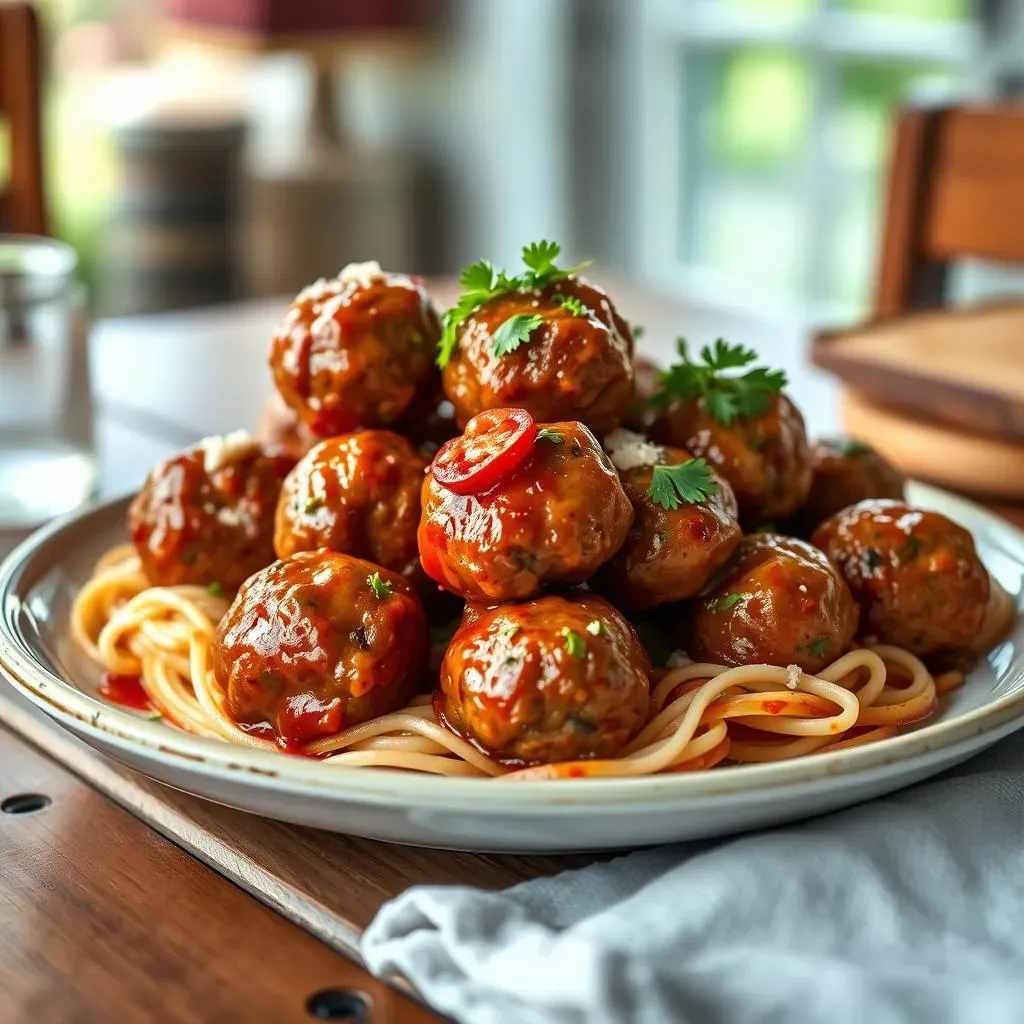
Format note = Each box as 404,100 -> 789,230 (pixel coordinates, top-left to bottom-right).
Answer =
362,737 -> 1024,1024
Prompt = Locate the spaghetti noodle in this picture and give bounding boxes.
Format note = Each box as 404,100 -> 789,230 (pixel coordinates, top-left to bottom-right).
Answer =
71,547 -> 975,779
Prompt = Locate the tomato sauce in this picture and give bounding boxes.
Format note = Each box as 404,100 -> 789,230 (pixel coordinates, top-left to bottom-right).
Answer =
98,672 -> 153,712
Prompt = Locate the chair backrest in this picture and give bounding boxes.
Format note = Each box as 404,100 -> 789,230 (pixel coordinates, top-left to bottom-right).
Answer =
0,2 -> 47,237
874,104 -> 1024,317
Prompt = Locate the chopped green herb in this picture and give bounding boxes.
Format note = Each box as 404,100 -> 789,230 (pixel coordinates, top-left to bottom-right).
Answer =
841,439 -> 872,457
146,711 -> 163,721
303,497 -> 322,514
865,547 -> 884,570
206,580 -> 224,598
631,324 -> 646,340
436,240 -> 590,367
409,329 -> 425,345
554,293 -> 587,317
537,427 -> 563,444
492,313 -> 544,357
647,459 -> 718,510
500,622 -> 521,640
716,593 -> 743,612
650,338 -> 787,426
560,627 -> 587,659
585,619 -> 606,637
804,634 -> 832,659
366,572 -> 393,600
898,536 -> 921,564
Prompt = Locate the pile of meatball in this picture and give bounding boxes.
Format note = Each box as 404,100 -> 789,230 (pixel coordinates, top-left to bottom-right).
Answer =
127,259 -> 994,766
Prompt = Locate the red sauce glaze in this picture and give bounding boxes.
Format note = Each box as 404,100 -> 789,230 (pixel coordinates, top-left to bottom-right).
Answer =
761,699 -> 787,715
98,672 -> 152,712
238,720 -> 317,757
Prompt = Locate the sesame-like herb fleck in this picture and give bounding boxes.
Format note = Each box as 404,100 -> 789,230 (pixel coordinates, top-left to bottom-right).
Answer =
804,634 -> 832,659
304,497 -> 322,514
537,427 -> 563,444
560,627 -> 587,659
207,580 -> 224,598
716,593 -> 742,612
500,622 -> 520,640
367,572 -> 393,600
147,711 -> 163,721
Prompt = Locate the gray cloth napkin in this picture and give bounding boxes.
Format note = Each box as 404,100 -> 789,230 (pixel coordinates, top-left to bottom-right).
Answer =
361,737 -> 1024,1024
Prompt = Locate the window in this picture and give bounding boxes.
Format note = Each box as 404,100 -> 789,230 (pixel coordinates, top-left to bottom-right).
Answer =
634,0 -> 977,320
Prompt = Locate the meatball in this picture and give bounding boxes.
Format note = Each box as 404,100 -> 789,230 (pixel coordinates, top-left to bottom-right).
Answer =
787,438 -> 905,537
439,595 -> 650,766
595,433 -> 742,610
254,392 -> 319,461
811,500 -> 989,669
419,415 -> 633,602
270,262 -> 441,437
128,432 -> 295,592
652,392 -> 811,526
688,533 -> 859,674
442,276 -> 634,435
212,551 -> 426,748
622,354 -> 662,433
274,431 -> 427,584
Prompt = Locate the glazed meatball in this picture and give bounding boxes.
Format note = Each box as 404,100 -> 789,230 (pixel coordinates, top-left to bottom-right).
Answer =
811,500 -> 989,669
212,551 -> 426,747
274,431 -> 427,583
255,392 -> 319,461
787,438 -> 905,537
439,595 -> 650,765
129,432 -> 295,592
688,534 -> 859,674
419,413 -> 633,602
595,432 -> 741,610
652,392 -> 811,526
622,354 -> 662,433
442,276 -> 634,434
270,262 -> 441,437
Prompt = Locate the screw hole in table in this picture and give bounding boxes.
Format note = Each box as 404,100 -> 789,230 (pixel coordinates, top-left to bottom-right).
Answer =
2,793 -> 52,815
306,988 -> 372,1021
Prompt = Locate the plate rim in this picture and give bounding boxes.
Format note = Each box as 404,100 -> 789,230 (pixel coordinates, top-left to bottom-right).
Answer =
2,482 -> 1024,811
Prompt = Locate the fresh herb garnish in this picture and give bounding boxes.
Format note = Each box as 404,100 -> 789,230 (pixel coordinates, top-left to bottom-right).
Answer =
303,497 -> 322,514
206,580 -> 224,598
716,593 -> 743,612
537,427 -> 563,444
631,324 -> 645,340
492,313 -> 544,357
436,240 -> 591,367
650,338 -> 787,426
500,622 -> 520,640
585,619 -> 606,636
367,572 -> 393,600
560,627 -> 587,659
554,293 -> 587,317
146,711 -> 163,721
803,634 -> 832,659
841,439 -> 872,457
647,458 -> 718,510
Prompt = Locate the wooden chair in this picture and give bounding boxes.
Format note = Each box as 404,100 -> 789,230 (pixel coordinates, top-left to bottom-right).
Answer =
0,2 -> 47,236
874,104 -> 1024,317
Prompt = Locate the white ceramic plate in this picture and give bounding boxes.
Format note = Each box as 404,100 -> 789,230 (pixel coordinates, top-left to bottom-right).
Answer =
1,483 -> 1022,853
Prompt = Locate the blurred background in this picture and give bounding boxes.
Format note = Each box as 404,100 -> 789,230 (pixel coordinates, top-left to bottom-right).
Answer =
14,0 -> 1024,324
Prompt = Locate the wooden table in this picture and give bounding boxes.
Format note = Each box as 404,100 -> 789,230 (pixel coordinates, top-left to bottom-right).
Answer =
3,279 -> 1021,1022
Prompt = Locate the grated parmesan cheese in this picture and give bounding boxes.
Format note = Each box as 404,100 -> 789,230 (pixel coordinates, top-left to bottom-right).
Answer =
337,260 -> 385,291
197,430 -> 257,475
666,650 -> 694,671
603,428 -> 663,472
786,664 -> 802,690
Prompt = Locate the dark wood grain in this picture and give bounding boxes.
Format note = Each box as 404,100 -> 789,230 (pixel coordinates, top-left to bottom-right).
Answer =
0,3 -> 47,236
874,104 -> 1024,316
0,722 -> 442,1023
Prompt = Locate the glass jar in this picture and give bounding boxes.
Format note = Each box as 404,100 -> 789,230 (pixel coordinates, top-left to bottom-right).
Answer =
0,235 -> 96,555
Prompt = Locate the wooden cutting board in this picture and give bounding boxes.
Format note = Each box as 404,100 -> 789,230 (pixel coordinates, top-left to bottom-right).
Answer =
813,301 -> 1024,443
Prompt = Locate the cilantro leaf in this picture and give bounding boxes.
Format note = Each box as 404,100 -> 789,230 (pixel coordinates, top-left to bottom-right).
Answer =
206,580 -> 224,598
647,459 -> 719,510
436,241 -> 592,367
554,293 -> 587,317
366,572 -> 393,600
804,634 -> 832,659
492,313 -> 543,357
560,627 -> 587,659
648,337 -> 788,426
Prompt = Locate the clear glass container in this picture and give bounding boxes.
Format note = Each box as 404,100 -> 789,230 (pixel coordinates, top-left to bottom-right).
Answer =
0,235 -> 96,555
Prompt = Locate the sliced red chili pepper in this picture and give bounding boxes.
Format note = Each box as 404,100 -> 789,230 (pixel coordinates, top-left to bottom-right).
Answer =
431,408 -> 537,495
